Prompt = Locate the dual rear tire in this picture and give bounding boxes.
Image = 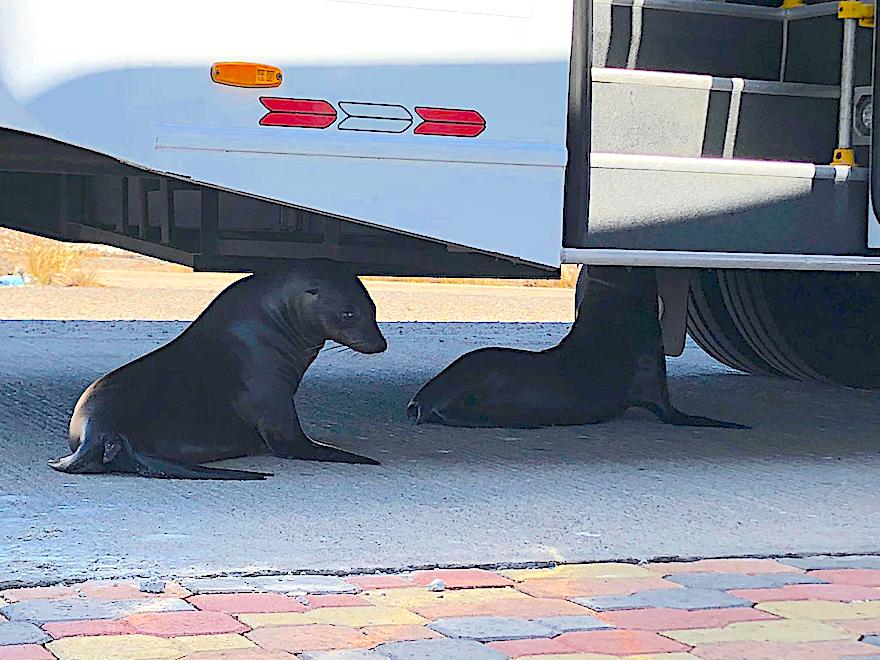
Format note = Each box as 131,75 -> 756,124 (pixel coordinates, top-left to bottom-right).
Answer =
687,269 -> 880,388
577,266 -> 880,388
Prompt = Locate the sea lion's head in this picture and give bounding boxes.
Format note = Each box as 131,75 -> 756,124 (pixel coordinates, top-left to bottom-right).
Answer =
292,263 -> 387,355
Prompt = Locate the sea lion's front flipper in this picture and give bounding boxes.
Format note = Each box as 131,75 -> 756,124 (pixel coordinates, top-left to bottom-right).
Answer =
258,407 -> 380,465
293,439 -> 380,465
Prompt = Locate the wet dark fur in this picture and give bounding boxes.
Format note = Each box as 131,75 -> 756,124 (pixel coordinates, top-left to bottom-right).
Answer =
50,260 -> 387,480
407,266 -> 746,430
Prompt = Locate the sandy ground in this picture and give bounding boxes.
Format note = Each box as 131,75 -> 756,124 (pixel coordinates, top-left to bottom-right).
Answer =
0,265 -> 575,323
1,226 -> 575,322
2,322 -> 879,585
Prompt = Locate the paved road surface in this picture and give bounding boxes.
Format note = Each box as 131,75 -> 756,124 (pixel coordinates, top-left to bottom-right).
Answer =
1,321 -> 878,586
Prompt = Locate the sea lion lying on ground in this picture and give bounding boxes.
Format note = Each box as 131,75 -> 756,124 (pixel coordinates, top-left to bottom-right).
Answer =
50,260 -> 386,480
407,266 -> 745,430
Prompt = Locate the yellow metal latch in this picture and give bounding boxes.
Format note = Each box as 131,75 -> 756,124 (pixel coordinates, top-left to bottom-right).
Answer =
838,0 -> 875,27
781,0 -> 804,8
832,148 -> 856,166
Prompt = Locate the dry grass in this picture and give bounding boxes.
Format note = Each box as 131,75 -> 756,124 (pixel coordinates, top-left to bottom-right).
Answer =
25,241 -> 101,287
367,265 -> 582,289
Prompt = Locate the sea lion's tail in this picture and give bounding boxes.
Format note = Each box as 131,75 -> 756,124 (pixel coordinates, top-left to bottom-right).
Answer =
50,432 -> 271,480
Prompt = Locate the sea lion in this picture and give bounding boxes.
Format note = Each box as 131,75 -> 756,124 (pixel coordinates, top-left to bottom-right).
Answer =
407,266 -> 745,429
50,260 -> 386,480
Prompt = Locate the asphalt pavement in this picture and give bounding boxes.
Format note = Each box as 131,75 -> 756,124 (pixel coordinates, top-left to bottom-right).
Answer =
1,320 -> 878,587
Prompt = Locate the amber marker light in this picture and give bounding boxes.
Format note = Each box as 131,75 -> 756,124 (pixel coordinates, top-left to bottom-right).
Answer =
211,62 -> 283,88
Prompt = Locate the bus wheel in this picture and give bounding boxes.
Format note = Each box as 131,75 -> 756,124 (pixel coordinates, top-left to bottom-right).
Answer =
688,269 -> 880,388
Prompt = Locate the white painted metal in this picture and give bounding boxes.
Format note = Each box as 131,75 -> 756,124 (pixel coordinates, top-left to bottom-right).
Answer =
563,248 -> 880,271
0,1 -> 574,267
838,17 -> 857,151
869,190 -> 880,247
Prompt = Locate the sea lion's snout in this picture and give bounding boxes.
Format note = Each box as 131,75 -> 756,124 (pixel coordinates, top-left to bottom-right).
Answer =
347,327 -> 387,355
356,335 -> 387,354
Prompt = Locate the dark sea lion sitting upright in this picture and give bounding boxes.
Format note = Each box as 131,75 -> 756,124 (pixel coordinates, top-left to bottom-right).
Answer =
407,266 -> 746,430
50,260 -> 387,480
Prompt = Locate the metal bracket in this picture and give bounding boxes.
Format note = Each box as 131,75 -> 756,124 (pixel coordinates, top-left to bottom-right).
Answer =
838,0 -> 874,26
832,147 -> 857,165
657,269 -> 692,357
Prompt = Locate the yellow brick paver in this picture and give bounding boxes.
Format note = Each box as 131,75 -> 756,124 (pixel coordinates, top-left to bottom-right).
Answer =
503,563 -> 655,581
48,634 -> 182,660
239,604 -> 426,628
171,633 -> 257,653
518,655 -> 698,660
518,655 -> 618,660
623,655 -> 700,660
364,586 -> 529,608
756,599 -> 880,620
663,619 -> 852,645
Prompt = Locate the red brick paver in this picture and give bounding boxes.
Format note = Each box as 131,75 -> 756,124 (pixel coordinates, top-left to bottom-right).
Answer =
0,646 -> 54,660
808,568 -> 880,586
124,610 -> 248,637
305,594 -> 371,608
730,583 -> 880,602
692,639 -> 880,659
42,618 -> 134,638
347,575 -> 413,590
555,629 -> 691,655
598,606 -> 778,631
409,569 -> 513,589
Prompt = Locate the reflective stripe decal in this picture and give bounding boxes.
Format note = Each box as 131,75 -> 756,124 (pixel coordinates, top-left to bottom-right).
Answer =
338,102 -> 413,133
259,98 -> 337,129
414,107 -> 486,137
255,99 -> 486,136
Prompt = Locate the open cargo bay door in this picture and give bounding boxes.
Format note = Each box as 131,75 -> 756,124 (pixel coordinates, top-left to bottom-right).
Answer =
0,1 -> 579,271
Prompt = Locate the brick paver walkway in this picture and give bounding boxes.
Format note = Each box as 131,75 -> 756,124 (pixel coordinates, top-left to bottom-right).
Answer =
2,555 -> 880,659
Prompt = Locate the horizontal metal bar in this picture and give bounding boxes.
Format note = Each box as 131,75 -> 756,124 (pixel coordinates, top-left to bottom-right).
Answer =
593,68 -> 840,97
591,153 -> 868,181
66,223 -> 195,268
603,0 -> 838,21
562,248 -> 880,271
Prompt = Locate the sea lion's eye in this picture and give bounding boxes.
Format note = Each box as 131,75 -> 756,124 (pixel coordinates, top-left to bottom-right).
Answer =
341,311 -> 356,322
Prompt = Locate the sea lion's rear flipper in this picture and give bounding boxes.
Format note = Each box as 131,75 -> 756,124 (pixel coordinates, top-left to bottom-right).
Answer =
652,405 -> 750,430
51,434 -> 270,480
48,433 -> 106,474
125,451 -> 272,480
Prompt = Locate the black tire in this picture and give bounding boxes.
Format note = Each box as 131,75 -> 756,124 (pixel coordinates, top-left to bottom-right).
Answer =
688,269 -> 880,388
687,270 -> 781,377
